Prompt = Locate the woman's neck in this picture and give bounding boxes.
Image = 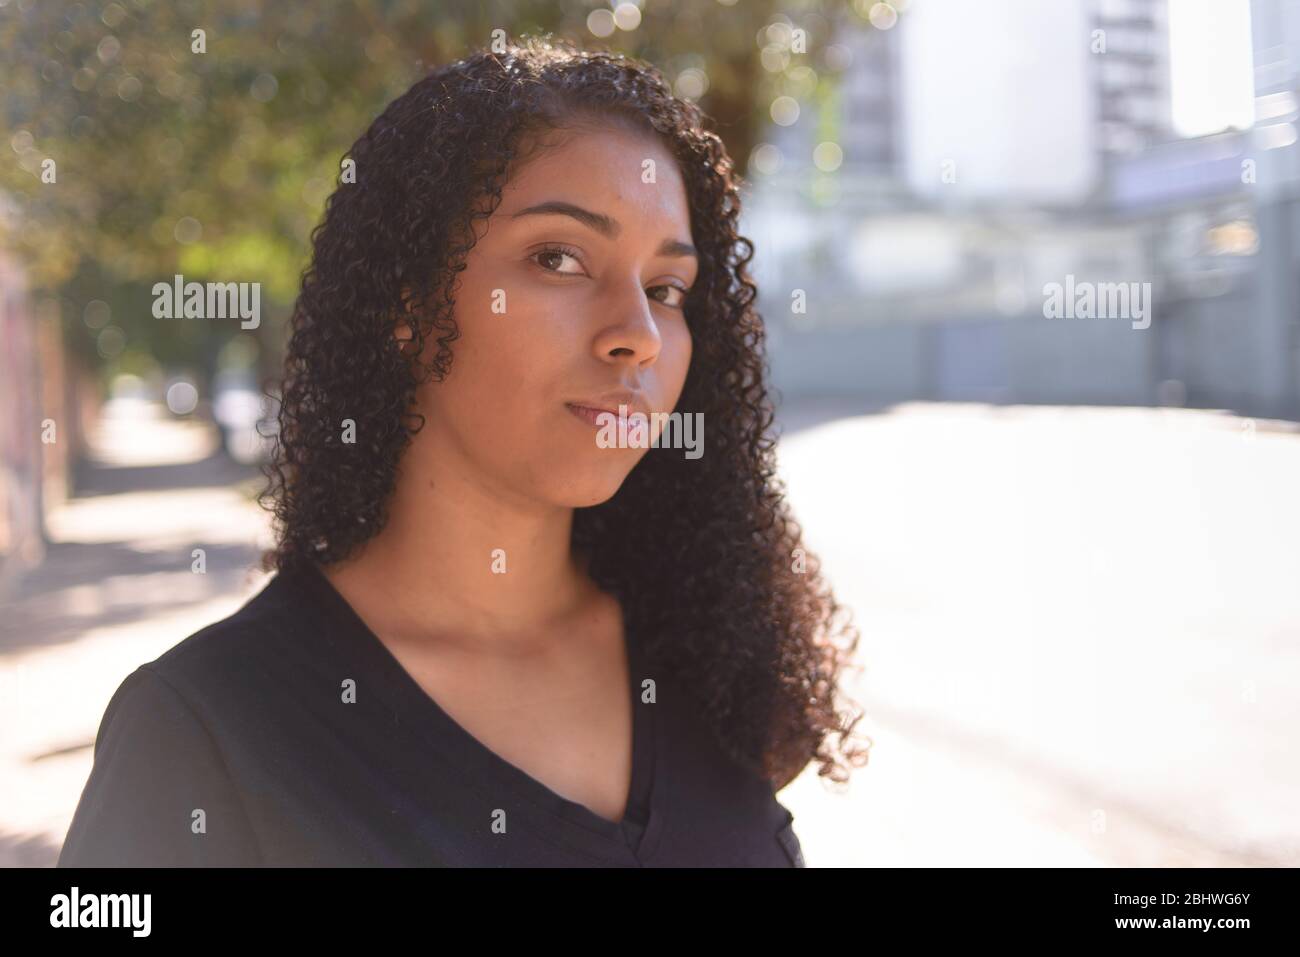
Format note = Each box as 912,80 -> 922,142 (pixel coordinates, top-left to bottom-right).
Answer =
317,460 -> 597,653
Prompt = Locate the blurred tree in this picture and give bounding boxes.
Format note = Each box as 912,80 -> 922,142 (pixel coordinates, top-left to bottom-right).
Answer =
0,0 -> 869,379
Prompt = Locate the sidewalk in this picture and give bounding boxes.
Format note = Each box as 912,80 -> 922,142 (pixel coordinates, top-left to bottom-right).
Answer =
0,401 -> 272,866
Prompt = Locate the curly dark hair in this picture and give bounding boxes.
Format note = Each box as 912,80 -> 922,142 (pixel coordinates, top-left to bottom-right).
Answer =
260,35 -> 871,791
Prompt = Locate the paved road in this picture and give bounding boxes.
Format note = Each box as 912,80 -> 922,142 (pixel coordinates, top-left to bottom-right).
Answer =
2,398 -> 1295,866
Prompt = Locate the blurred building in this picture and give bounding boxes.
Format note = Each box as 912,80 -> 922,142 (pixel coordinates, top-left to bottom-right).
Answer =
0,253 -> 81,594
0,246 -> 100,596
749,0 -> 1299,421
834,17 -> 905,196
0,252 -> 43,592
1093,0 -> 1174,158
1241,0 -> 1300,417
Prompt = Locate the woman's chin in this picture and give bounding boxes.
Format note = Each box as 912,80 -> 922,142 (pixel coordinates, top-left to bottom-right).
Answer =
550,470 -> 633,509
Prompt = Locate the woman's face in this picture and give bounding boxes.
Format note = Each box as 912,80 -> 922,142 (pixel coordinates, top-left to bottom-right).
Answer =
408,123 -> 698,508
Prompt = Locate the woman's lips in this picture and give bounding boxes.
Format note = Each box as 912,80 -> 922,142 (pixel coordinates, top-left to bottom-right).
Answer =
566,402 -> 623,428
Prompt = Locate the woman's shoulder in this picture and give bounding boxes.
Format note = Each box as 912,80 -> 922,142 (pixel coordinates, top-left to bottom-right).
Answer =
58,654 -> 267,865
58,565 -> 362,867
59,653 -> 270,866
140,567 -> 315,701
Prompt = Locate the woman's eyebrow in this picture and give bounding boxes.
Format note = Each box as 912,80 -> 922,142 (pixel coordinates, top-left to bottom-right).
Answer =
511,200 -> 698,261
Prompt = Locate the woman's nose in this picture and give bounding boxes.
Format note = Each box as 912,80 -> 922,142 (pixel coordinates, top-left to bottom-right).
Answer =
593,280 -> 664,362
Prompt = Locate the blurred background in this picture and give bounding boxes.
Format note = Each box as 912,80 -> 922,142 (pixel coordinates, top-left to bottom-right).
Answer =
2,0 -> 1297,867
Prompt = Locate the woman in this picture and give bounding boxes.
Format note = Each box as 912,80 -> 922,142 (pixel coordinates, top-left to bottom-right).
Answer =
58,36 -> 869,868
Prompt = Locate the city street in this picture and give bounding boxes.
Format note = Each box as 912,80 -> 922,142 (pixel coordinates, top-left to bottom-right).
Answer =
2,398 -> 1296,867
775,399 -> 1300,867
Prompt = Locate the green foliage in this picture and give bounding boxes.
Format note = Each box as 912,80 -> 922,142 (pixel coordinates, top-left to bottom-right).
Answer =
1,0 -> 858,373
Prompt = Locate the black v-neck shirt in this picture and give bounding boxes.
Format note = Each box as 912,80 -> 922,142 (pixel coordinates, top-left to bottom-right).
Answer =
56,563 -> 806,867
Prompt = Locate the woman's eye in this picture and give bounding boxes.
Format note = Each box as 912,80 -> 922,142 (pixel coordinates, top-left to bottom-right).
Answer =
531,246 -> 584,275
532,247 -> 688,309
649,284 -> 689,309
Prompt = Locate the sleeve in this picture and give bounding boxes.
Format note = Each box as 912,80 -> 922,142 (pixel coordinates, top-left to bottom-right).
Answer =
56,665 -> 263,867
